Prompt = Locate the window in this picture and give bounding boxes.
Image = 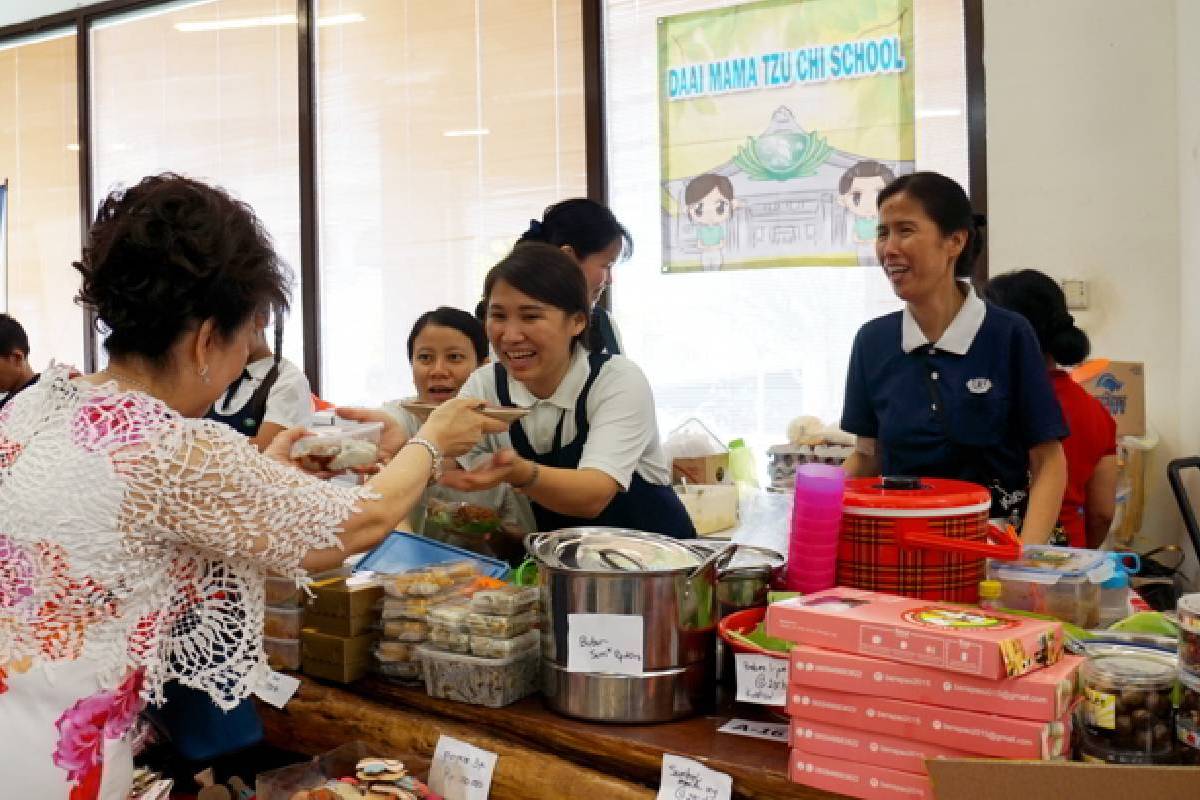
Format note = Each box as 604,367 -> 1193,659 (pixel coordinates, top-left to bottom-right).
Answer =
604,0 -> 970,463
88,0 -> 304,366
314,0 -> 587,403
0,28 -> 84,368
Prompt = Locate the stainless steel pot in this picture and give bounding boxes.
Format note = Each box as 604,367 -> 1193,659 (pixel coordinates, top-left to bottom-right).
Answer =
526,528 -> 733,722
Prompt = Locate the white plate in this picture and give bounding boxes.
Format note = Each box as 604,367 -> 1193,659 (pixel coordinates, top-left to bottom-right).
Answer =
401,400 -> 529,424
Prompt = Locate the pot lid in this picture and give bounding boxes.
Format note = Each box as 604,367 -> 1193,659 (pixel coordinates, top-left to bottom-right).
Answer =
529,527 -> 703,572
843,476 -> 991,515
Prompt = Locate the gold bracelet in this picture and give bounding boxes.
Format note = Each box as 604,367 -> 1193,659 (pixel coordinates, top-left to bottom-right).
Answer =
511,461 -> 540,491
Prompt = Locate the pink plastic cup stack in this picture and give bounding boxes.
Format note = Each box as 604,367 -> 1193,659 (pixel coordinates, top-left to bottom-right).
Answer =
784,463 -> 846,593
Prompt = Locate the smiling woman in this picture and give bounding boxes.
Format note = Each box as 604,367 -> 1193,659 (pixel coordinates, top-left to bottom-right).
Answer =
444,242 -> 696,538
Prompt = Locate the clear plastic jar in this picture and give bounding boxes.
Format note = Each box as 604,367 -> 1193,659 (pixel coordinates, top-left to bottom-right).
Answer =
1080,649 -> 1177,760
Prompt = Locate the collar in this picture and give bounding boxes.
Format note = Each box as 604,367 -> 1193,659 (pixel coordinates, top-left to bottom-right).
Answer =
505,345 -> 590,411
245,355 -> 278,379
901,282 -> 987,355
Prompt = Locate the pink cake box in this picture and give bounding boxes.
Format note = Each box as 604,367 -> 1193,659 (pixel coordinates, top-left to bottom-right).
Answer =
788,644 -> 1083,721
765,587 -> 1064,680
786,685 -> 1071,759
790,717 -> 977,775
789,749 -> 933,800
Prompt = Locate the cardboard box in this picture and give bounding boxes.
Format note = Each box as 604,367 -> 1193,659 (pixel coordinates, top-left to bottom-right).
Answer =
926,759 -> 1200,800
786,685 -> 1071,760
765,588 -> 1064,680
1079,361 -> 1145,437
671,453 -> 729,485
790,718 -> 975,774
305,576 -> 383,637
300,627 -> 378,683
788,645 -> 1082,721
789,749 -> 934,800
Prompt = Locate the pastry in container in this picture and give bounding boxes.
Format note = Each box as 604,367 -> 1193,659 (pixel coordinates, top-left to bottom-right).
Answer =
264,635 -> 301,670
375,640 -> 418,662
264,606 -> 304,639
264,576 -> 304,607
470,585 -> 539,616
465,610 -> 537,639
381,619 -> 428,642
427,601 -> 472,632
416,644 -> 540,708
428,625 -> 472,653
469,629 -> 540,659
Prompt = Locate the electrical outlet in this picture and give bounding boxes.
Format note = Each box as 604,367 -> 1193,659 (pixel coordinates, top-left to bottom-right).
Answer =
1062,279 -> 1088,309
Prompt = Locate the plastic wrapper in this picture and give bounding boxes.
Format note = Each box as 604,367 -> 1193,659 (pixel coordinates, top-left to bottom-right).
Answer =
428,625 -> 472,653
427,601 -> 473,631
381,619 -> 428,642
417,644 -> 540,708
469,585 -> 539,616
290,421 -> 382,471
375,640 -> 418,662
469,628 -> 540,659
465,610 -> 537,638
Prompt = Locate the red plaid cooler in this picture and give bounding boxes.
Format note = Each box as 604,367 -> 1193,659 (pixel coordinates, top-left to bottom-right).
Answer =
836,476 -> 1022,603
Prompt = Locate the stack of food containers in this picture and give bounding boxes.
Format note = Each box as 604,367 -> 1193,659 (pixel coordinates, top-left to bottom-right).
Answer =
416,584 -> 542,707
766,587 -> 1078,800
264,576 -> 305,670
985,545 -> 1116,629
375,561 -> 481,681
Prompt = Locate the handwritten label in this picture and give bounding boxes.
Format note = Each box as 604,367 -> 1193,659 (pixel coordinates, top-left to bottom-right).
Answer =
734,654 -> 788,706
566,613 -> 644,675
252,670 -> 300,709
656,754 -> 732,800
429,735 -> 497,800
717,718 -> 790,743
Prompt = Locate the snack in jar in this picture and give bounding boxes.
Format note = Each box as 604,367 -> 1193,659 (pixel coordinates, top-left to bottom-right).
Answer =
469,628 -> 540,659
1080,648 -> 1177,760
465,610 -> 538,639
470,585 -> 539,616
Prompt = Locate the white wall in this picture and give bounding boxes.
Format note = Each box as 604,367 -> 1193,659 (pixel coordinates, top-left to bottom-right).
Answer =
986,0 -> 1195,571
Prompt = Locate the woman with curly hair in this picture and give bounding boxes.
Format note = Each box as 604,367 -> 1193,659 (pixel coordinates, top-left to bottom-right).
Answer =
0,173 -> 506,798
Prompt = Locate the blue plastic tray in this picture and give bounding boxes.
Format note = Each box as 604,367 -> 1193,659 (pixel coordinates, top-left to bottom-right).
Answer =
354,530 -> 510,579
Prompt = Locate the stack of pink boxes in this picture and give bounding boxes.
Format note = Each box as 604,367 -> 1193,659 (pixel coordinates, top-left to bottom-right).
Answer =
764,587 -> 1082,800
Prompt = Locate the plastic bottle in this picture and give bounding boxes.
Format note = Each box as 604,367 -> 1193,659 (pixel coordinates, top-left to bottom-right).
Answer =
978,579 -> 1002,611
1099,554 -> 1132,627
727,438 -> 760,491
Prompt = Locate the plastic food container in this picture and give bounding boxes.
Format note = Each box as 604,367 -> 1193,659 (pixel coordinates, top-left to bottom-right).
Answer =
265,576 -> 304,607
264,606 -> 304,639
469,629 -> 540,659
426,499 -> 503,536
429,625 -> 472,653
381,619 -> 428,642
1177,670 -> 1200,765
427,601 -> 472,631
374,659 -> 422,681
264,635 -> 301,670
470,586 -> 539,616
375,640 -> 418,662
416,644 -> 540,707
987,545 -> 1115,628
465,610 -> 537,639
381,569 -> 456,599
290,421 -> 382,471
1177,593 -> 1200,679
381,595 -> 446,620
1080,649 -> 1177,759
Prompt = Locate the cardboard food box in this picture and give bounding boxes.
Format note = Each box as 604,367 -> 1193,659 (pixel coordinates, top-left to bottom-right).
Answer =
1079,361 -> 1145,437
671,452 -> 730,485
925,759 -> 1200,800
790,718 -> 975,775
786,685 -> 1071,760
305,576 -> 383,637
765,588 -> 1064,680
300,627 -> 378,683
788,645 -> 1082,722
789,749 -> 934,800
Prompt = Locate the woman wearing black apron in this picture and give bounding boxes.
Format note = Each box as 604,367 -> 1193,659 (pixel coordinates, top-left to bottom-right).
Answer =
445,242 -> 695,538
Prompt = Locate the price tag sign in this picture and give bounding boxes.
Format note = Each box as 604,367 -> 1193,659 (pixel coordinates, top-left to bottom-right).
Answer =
429,736 -> 497,800
656,754 -> 732,800
252,670 -> 301,710
717,718 -> 790,744
733,654 -> 788,705
566,613 -> 644,675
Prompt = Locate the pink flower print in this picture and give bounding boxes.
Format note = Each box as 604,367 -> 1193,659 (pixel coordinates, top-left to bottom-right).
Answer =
0,534 -> 35,608
103,669 -> 145,739
53,689 -> 114,782
71,394 -> 154,453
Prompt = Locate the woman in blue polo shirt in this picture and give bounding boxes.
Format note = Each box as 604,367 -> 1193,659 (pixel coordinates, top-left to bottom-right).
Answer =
840,172 -> 1068,544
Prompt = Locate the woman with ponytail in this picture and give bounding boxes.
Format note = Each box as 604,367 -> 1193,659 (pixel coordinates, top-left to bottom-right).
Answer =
840,172 -> 1068,545
984,270 -> 1117,548
519,199 -> 632,355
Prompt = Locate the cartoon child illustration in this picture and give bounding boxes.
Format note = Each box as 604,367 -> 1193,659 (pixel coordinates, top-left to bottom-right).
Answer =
684,173 -> 740,271
837,160 -> 896,265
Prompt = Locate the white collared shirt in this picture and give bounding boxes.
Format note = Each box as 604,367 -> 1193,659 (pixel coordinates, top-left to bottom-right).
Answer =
900,282 -> 988,355
457,345 -> 672,489
210,355 -> 314,428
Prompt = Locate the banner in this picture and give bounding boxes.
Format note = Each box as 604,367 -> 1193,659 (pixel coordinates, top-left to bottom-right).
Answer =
658,0 -> 914,273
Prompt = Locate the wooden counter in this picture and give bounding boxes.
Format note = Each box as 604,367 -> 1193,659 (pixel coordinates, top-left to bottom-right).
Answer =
258,674 -> 843,799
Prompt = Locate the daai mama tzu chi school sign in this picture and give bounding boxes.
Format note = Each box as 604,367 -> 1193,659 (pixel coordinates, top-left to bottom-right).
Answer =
666,35 -> 908,101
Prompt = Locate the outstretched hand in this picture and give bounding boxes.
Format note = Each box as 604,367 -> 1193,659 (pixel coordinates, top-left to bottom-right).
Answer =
439,448 -> 520,492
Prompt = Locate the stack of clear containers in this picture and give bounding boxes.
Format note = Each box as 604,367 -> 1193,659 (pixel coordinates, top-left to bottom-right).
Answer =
263,576 -> 305,670
784,463 -> 846,593
374,561 -> 480,681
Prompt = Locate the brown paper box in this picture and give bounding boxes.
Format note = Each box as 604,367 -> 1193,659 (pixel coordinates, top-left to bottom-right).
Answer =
1080,361 -> 1146,437
927,758 -> 1200,800
304,577 -> 382,637
300,627 -> 378,683
672,453 -> 730,485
